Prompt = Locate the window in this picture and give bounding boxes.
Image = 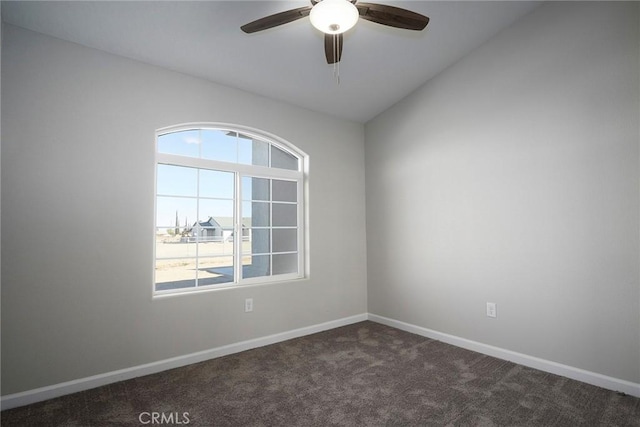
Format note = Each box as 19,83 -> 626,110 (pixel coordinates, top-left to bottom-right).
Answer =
154,125 -> 306,295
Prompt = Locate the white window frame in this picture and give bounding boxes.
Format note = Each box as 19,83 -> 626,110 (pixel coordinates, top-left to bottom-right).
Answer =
153,123 -> 307,296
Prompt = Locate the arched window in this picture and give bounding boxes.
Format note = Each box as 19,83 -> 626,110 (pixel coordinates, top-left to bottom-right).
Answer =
154,124 -> 307,295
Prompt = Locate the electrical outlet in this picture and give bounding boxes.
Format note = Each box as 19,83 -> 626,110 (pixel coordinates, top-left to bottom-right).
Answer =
486,302 -> 497,318
245,298 -> 253,313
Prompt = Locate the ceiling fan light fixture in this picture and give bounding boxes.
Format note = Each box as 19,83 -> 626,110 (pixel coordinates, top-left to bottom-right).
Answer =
310,0 -> 359,35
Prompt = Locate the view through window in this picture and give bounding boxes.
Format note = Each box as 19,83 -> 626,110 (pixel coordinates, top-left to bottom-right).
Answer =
154,126 -> 306,295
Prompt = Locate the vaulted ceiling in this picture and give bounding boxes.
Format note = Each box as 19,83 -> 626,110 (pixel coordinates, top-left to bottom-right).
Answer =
1,1 -> 541,123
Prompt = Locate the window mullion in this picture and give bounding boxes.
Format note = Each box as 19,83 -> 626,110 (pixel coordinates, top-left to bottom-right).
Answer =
298,178 -> 304,276
158,153 -> 301,180
269,179 -> 273,277
235,172 -> 242,284
195,168 -> 200,287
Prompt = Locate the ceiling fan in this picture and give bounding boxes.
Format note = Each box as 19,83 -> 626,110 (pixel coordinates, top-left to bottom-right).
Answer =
241,0 -> 429,64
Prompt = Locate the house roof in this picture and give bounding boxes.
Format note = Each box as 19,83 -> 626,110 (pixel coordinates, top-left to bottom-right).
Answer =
194,217 -> 252,229
195,217 -> 221,228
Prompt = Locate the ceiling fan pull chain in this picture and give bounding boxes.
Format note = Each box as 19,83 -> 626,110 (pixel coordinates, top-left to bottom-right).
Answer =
337,34 -> 341,85
331,34 -> 339,84
333,34 -> 340,85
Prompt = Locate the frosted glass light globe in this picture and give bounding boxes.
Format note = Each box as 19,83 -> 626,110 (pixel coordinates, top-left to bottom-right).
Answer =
309,0 -> 359,35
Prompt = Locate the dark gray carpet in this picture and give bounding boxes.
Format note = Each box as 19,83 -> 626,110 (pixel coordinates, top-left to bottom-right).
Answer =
2,321 -> 639,426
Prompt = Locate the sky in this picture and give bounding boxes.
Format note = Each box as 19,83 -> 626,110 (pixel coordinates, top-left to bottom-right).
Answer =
155,129 -> 297,230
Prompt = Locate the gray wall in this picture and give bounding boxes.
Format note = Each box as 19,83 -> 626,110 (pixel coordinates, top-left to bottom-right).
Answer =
365,1 -> 639,383
1,25 -> 367,394
3,0 -> 639,398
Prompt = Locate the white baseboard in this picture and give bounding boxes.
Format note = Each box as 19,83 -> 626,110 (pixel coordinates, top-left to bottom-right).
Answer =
0,313 -> 368,410
3,312 -> 637,411
367,313 -> 640,398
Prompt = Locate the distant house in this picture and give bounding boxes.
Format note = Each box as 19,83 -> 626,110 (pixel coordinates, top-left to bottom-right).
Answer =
191,217 -> 223,242
215,217 -> 251,241
188,216 -> 251,242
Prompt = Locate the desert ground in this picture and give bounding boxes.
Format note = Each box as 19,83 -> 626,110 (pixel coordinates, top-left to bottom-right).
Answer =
155,236 -> 253,288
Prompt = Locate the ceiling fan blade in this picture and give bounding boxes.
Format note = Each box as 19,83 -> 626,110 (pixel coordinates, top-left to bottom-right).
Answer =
356,3 -> 429,31
241,6 -> 312,33
324,33 -> 344,64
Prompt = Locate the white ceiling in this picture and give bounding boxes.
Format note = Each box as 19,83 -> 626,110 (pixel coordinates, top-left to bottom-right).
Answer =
1,1 -> 541,123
